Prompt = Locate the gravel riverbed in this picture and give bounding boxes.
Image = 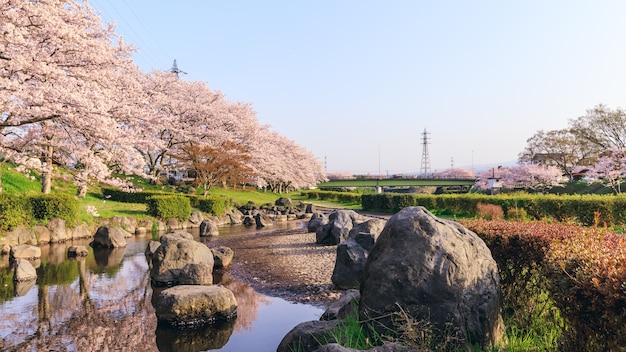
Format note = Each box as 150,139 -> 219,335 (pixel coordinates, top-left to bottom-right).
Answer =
211,224 -> 343,308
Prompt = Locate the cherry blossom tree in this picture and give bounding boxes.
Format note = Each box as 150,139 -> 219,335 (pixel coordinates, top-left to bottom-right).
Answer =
0,0 -> 146,194
432,168 -> 476,179
250,128 -> 325,193
587,148 -> 626,194
474,165 -> 563,193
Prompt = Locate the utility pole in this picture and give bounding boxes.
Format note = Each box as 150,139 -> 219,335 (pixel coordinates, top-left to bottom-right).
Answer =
420,129 -> 431,176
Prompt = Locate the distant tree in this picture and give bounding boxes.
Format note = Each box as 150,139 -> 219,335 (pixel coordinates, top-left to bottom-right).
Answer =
504,164 -> 564,193
518,129 -> 598,181
474,164 -> 563,193
433,168 -> 476,179
587,148 -> 626,194
569,104 -> 626,149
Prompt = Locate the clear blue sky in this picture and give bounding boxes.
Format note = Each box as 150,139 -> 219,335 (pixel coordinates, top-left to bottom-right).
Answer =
91,0 -> 626,175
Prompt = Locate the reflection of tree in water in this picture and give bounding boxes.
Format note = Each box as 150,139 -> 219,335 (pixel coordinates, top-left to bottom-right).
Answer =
223,275 -> 270,332
2,252 -> 161,351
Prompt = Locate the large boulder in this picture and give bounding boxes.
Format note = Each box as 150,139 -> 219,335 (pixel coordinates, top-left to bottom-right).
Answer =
178,262 -> 213,285
91,226 -> 127,248
359,206 -> 505,349
154,285 -> 237,327
47,218 -> 68,243
14,259 -> 37,282
160,230 -> 194,244
6,226 -> 37,245
316,210 -> 369,245
199,219 -> 219,237
150,234 -> 214,286
10,245 -> 41,260
69,223 -> 93,240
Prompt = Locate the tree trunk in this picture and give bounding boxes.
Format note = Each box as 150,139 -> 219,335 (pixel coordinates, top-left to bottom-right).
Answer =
41,171 -> 52,194
41,145 -> 53,194
76,184 -> 87,198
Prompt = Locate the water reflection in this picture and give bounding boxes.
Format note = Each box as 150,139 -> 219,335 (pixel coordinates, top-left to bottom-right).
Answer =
0,222 -> 323,352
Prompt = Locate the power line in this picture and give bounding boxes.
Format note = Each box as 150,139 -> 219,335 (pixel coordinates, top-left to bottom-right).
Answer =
91,0 -> 169,71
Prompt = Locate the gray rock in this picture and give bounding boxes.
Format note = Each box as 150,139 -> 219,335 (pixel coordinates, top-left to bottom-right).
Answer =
276,320 -> 340,352
154,285 -> 237,326
199,219 -> 219,237
359,206 -> 505,349
308,213 -> 328,233
33,225 -> 50,244
179,262 -> 213,285
110,216 -> 137,234
145,240 -> 161,269
316,210 -> 369,245
254,212 -> 273,228
211,246 -> 234,269
321,289 -> 360,321
10,245 -> 41,260
275,197 -> 292,206
331,236 -> 370,289
69,223 -> 92,240
67,245 -> 89,257
243,215 -> 255,227
14,259 -> 37,282
7,226 -> 37,245
91,226 -> 127,248
150,236 -> 214,285
189,210 -> 204,226
348,218 -> 386,246
159,231 -> 194,245
305,203 -> 316,214
47,218 -> 68,243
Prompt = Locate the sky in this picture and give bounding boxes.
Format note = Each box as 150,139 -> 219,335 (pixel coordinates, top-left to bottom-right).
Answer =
90,0 -> 626,176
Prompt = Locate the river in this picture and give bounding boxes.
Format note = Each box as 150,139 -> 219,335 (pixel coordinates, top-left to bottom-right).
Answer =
0,222 -> 323,352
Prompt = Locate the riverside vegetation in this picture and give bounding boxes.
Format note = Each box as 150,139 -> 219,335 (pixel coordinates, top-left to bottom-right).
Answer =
2,165 -> 625,351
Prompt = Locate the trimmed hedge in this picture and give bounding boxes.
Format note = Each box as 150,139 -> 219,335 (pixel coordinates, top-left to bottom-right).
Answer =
146,195 -> 191,221
186,194 -> 230,216
102,187 -> 168,203
301,190 -> 362,203
29,194 -> 78,226
362,193 -> 626,227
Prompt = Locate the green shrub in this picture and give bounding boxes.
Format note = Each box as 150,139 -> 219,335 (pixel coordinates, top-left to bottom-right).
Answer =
0,194 -> 32,230
29,194 -> 78,226
196,196 -> 229,216
146,195 -> 191,221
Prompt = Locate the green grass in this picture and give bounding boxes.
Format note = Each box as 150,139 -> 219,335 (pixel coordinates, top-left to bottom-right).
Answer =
1,162 -> 41,194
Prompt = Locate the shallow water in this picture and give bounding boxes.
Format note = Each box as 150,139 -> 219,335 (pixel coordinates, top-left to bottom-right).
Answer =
0,222 -> 324,351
